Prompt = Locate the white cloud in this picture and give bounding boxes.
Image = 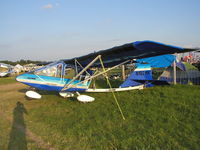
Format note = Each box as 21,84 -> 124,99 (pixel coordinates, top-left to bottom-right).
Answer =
42,4 -> 53,9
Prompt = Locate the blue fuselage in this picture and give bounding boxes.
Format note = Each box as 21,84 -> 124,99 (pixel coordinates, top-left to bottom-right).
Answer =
16,73 -> 90,92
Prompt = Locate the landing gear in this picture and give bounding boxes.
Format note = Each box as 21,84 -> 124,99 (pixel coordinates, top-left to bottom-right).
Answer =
25,91 -> 42,99
59,92 -> 75,98
59,91 -> 95,103
76,92 -> 95,103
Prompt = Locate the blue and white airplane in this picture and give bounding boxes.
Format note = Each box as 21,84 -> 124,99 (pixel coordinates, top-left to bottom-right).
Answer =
16,41 -> 198,100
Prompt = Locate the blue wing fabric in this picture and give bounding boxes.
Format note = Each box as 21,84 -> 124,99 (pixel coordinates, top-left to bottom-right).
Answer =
63,41 -> 197,68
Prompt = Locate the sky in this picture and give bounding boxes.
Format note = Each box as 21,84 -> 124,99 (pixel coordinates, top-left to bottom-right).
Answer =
0,0 -> 200,61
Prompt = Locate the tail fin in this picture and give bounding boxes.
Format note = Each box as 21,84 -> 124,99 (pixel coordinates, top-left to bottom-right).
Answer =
120,64 -> 153,88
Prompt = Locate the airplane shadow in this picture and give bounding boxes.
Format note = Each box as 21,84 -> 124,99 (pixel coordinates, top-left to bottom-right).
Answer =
18,88 -> 58,95
7,102 -> 28,150
18,89 -> 28,93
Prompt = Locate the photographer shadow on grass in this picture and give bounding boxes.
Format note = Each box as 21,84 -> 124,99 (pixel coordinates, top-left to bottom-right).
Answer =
7,101 -> 28,150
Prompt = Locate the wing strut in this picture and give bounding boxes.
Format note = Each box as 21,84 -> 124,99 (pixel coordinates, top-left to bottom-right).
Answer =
61,55 -> 100,91
61,55 -> 129,120
61,57 -> 131,91
99,55 -> 126,120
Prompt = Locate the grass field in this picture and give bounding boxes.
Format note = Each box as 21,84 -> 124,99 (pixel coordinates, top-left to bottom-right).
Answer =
0,77 -> 200,150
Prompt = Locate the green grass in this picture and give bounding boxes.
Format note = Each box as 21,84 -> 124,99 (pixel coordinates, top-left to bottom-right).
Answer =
0,78 -> 200,149
0,76 -> 16,85
90,79 -> 122,88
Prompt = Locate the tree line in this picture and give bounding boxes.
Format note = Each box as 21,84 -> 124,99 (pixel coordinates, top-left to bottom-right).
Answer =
0,59 -> 49,66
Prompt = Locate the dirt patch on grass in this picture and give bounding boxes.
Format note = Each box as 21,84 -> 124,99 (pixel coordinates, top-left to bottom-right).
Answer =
0,83 -> 28,102
0,83 -> 28,91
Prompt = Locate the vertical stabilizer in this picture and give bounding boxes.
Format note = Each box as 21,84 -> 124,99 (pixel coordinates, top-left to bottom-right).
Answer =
120,64 -> 153,88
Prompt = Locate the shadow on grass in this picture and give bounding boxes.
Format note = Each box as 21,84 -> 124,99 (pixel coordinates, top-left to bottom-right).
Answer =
7,102 -> 28,150
18,89 -> 28,93
68,97 -> 78,101
18,88 -> 58,95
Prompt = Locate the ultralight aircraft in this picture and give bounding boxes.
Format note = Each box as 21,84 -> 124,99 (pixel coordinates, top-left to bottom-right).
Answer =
16,40 -> 198,102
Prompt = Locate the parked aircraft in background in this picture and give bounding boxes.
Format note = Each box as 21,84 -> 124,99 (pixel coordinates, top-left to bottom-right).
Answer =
0,63 -> 14,77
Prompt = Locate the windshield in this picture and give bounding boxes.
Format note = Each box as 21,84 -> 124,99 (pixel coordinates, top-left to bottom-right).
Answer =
34,62 -> 63,78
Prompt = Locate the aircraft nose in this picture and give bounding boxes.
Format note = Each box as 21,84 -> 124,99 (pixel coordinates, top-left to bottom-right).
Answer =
15,75 -> 20,81
16,74 -> 23,82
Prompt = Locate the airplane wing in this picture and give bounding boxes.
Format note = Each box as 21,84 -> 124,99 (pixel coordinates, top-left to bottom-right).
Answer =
63,40 -> 198,67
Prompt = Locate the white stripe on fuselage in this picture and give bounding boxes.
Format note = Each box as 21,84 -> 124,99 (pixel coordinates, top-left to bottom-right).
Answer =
17,78 -> 88,89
